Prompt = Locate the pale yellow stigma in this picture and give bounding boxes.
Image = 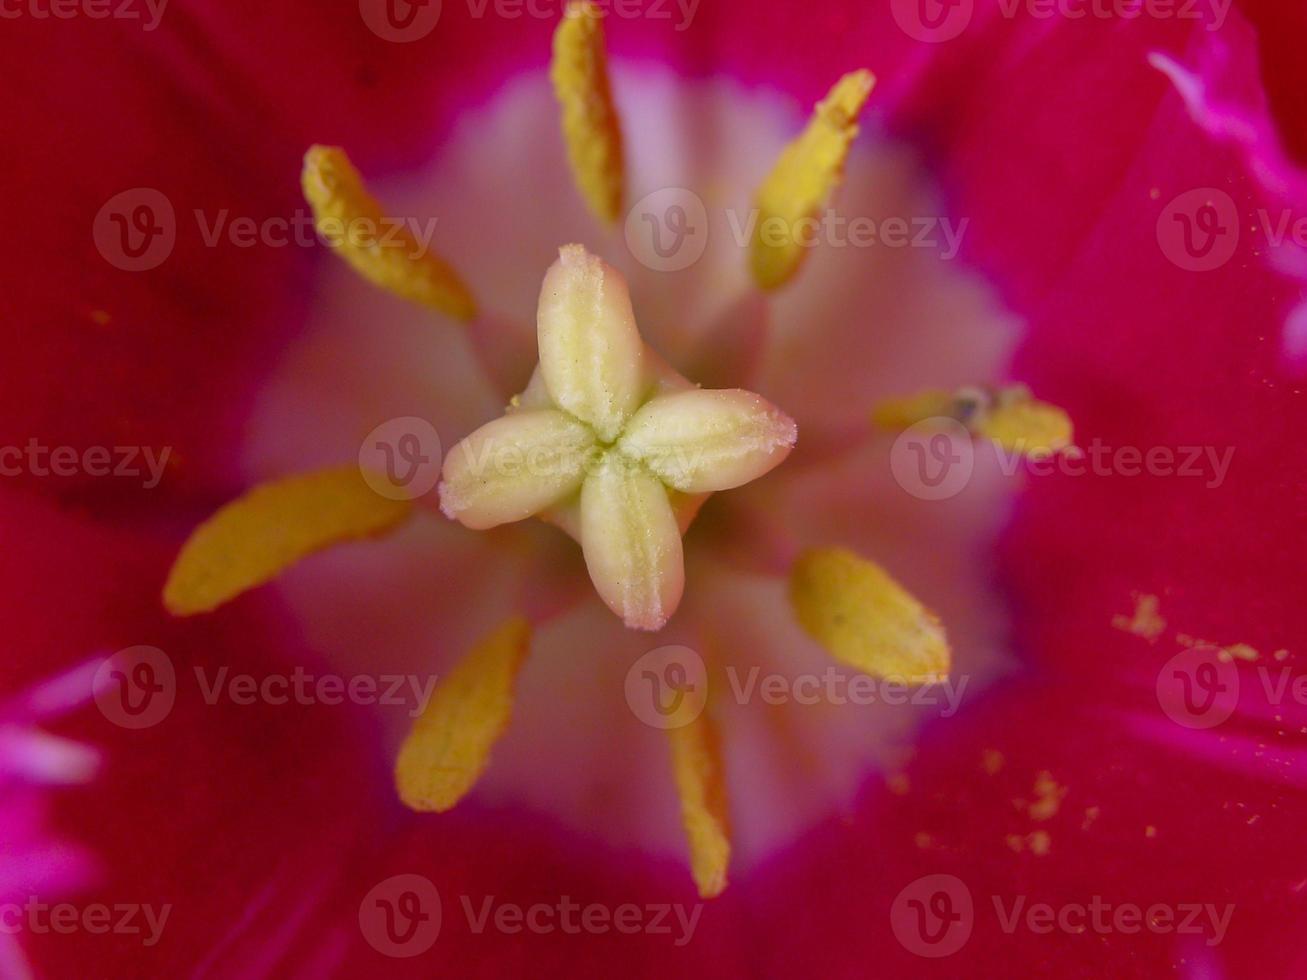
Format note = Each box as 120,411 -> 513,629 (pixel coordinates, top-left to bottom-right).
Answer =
750,69 -> 875,290
163,466 -> 413,616
395,617 -> 532,812
550,0 -> 625,224
874,384 -> 1074,456
789,547 -> 950,684
440,244 -> 796,631
301,145 -> 477,320
669,709 -> 731,899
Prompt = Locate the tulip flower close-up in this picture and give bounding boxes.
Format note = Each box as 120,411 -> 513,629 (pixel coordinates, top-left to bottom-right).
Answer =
5,0 -> 1307,974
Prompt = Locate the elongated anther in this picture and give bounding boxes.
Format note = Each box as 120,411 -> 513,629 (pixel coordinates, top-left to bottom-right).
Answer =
789,547 -> 950,683
396,618 -> 533,812
669,709 -> 731,899
550,1 -> 625,224
302,145 -> 477,320
163,465 -> 413,616
750,70 -> 875,290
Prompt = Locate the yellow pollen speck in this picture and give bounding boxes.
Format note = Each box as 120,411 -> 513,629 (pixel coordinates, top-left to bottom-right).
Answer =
1028,771 -> 1067,822
89,309 -> 112,326
162,465 -> 412,616
301,145 -> 476,320
1275,649 -> 1290,662
750,69 -> 874,290
789,547 -> 950,684
982,749 -> 1005,775
395,617 -> 532,813
1008,831 -> 1052,856
669,710 -> 731,899
914,832 -> 933,849
1220,643 -> 1259,663
873,384 -> 1073,457
1145,825 -> 1157,838
1112,593 -> 1166,642
1082,806 -> 1100,830
550,0 -> 624,224
971,392 -> 1073,456
887,773 -> 911,795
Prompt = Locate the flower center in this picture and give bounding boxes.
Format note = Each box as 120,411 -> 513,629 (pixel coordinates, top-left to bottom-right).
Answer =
228,66 -> 1034,873
162,2 -> 1073,897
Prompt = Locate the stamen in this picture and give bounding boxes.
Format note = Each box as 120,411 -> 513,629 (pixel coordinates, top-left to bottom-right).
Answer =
669,709 -> 731,899
974,388 -> 1074,456
301,145 -> 477,320
163,466 -> 413,616
873,384 -> 1074,456
750,70 -> 875,290
395,617 -> 532,812
789,547 -> 950,683
550,0 -> 625,224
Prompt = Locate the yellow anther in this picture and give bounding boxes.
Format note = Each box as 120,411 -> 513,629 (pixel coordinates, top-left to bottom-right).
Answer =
789,547 -> 950,684
750,70 -> 875,290
973,395 -> 1073,456
163,465 -> 413,616
550,1 -> 625,224
873,384 -> 1074,457
669,710 -> 731,899
301,145 -> 476,320
395,617 -> 532,812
